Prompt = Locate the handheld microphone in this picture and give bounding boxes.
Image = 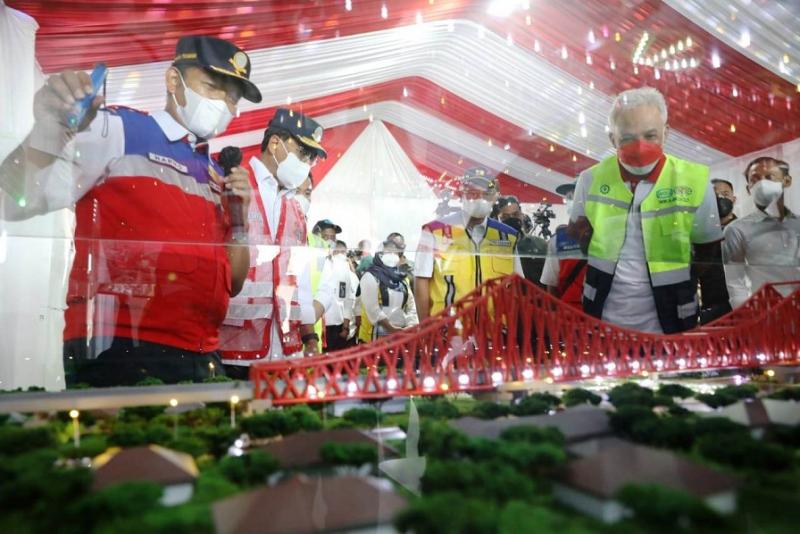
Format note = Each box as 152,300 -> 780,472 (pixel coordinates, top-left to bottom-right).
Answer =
217,146 -> 246,239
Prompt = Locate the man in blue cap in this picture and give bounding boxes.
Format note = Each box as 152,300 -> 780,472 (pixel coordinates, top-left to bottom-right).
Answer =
0,35 -> 262,386
219,108 -> 333,371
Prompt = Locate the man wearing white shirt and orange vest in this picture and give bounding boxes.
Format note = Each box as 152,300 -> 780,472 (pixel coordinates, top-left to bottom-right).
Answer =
569,87 -> 730,333
219,109 -> 331,375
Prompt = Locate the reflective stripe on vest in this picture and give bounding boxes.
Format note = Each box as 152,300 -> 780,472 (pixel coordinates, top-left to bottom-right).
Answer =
428,220 -> 517,315
584,154 -> 709,287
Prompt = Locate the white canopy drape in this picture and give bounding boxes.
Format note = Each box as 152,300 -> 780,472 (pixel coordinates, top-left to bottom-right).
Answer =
307,120 -> 439,257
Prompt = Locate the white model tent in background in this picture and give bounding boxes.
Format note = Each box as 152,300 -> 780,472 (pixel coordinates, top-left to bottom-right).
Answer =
307,120 -> 439,257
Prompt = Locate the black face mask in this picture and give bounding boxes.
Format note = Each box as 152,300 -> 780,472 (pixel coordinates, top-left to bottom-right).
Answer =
500,217 -> 523,233
716,196 -> 734,219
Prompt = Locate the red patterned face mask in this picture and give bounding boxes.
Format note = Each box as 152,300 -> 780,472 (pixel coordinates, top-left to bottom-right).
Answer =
617,140 -> 663,175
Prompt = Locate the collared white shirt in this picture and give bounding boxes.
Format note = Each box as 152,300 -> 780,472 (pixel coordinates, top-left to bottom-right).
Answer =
318,255 -> 357,326
723,207 -> 800,307
248,155 -> 322,326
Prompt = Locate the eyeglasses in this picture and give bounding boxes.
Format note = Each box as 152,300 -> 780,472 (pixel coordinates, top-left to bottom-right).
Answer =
288,138 -> 319,166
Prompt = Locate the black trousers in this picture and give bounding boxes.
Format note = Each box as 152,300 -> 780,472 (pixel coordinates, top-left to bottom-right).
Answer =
325,324 -> 352,352
64,337 -> 225,387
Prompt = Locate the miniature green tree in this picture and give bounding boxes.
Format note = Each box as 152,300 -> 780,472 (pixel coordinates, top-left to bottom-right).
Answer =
470,401 -> 511,420
320,442 -> 378,466
510,397 -> 550,416
418,420 -> 472,460
768,387 -> 800,401
0,425 -> 55,455
658,383 -> 695,399
342,407 -> 383,427
218,449 -> 279,486
415,399 -> 461,419
608,383 -> 655,407
696,433 -> 794,471
616,483 -> 723,530
394,492 -> 500,534
239,410 -> 293,438
562,388 -> 602,407
608,405 -> 656,437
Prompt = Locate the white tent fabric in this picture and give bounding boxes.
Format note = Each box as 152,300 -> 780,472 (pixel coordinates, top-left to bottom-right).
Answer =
307,120 -> 438,257
212,101 -> 573,191
666,0 -> 800,85
0,2 -> 69,391
103,20 -> 727,166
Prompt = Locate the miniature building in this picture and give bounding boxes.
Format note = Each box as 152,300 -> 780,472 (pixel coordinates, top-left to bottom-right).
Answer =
554,443 -> 739,523
92,445 -> 199,506
256,428 -> 397,469
450,404 -> 611,443
701,398 -> 800,438
212,475 -> 407,534
565,436 -> 633,458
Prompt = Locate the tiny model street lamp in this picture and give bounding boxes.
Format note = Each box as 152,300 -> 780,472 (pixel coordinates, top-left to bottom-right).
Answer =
230,395 -> 240,428
69,409 -> 80,448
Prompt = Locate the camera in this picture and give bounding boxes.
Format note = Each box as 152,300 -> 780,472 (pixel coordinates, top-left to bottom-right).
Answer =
531,202 -> 556,239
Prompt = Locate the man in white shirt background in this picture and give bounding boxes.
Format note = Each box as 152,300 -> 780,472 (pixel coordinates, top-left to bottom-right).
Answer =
723,157 -> 800,307
317,239 -> 357,352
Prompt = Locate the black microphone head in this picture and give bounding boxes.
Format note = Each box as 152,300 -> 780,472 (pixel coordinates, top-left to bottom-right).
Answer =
218,146 -> 243,175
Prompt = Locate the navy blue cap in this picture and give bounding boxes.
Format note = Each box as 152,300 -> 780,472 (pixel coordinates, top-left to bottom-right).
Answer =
556,183 -> 576,196
313,219 -> 341,234
267,108 -> 327,158
174,35 -> 262,103
460,167 -> 498,192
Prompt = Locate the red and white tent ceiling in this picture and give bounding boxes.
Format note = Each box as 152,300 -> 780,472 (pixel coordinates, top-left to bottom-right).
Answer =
11,0 -> 799,202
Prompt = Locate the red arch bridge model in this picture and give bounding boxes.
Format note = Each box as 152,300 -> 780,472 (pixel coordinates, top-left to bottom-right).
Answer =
251,275 -> 800,405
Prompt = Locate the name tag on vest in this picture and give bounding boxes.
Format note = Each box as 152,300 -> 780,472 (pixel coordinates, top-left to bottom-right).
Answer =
148,152 -> 189,175
489,239 -> 512,246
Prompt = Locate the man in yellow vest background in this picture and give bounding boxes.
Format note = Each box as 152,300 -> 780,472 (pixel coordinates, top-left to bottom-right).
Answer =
414,168 -> 523,321
569,87 -> 730,334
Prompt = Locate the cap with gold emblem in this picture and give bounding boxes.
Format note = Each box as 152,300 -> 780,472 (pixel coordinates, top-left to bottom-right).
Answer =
460,167 -> 498,192
173,35 -> 262,103
266,108 -> 327,159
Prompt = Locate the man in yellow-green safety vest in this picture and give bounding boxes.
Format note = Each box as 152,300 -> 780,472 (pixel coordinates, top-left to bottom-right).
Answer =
568,87 -> 731,334
414,167 -> 524,321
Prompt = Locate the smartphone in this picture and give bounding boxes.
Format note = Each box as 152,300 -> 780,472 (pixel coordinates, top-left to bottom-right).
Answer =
66,62 -> 108,129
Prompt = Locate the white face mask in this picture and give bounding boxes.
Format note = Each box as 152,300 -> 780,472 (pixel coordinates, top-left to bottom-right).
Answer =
750,179 -> 784,208
333,253 -> 348,264
295,195 -> 310,215
172,71 -> 234,139
273,139 -> 311,189
462,198 -> 493,219
381,252 -> 400,268
619,160 -> 659,176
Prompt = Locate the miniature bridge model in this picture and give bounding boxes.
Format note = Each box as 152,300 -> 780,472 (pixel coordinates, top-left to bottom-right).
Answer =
251,275 -> 800,405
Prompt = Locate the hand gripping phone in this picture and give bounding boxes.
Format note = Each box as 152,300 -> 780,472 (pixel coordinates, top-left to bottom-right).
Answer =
67,62 -> 108,129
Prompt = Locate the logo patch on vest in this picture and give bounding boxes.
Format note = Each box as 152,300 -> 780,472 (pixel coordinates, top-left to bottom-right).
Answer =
148,152 -> 189,175
599,184 -> 611,194
656,186 -> 693,203
489,239 -> 512,246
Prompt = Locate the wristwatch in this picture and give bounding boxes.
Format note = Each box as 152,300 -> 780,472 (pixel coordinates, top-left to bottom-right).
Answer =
301,333 -> 320,344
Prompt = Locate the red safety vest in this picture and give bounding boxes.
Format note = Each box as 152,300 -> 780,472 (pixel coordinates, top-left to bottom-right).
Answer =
557,259 -> 587,309
219,174 -> 307,363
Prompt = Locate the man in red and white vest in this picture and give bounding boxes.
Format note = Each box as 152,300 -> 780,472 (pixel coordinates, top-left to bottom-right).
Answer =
219,109 -> 331,376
